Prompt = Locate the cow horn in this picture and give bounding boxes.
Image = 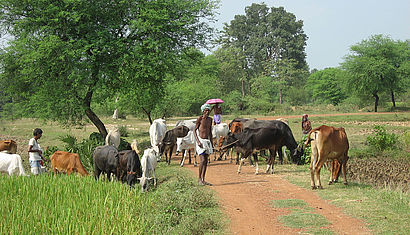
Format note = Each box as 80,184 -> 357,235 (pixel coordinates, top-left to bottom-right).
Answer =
220,140 -> 239,150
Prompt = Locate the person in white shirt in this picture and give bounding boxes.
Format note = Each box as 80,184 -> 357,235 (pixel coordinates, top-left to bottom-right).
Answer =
28,128 -> 44,175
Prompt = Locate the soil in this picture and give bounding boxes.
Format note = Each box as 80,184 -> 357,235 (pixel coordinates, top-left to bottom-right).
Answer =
184,159 -> 371,235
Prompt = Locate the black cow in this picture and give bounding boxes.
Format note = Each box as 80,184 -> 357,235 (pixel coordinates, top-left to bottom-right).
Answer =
93,145 -> 119,181
118,150 -> 142,186
222,121 -> 303,174
159,125 -> 189,165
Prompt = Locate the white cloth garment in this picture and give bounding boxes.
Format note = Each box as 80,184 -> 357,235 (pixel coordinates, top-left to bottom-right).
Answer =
28,138 -> 42,161
195,131 -> 213,155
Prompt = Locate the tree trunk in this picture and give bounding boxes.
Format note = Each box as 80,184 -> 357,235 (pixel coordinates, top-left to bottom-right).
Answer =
86,108 -> 108,138
373,92 -> 379,112
279,88 -> 283,104
391,90 -> 396,107
241,80 -> 245,97
142,108 -> 153,125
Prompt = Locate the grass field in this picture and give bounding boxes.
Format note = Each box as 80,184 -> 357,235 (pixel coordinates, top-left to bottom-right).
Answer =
0,111 -> 409,234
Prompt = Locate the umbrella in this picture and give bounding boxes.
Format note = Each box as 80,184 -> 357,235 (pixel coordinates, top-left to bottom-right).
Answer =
206,98 -> 224,104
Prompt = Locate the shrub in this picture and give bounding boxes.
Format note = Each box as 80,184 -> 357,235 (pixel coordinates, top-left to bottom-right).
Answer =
118,125 -> 129,137
366,125 -> 399,151
299,135 -> 311,165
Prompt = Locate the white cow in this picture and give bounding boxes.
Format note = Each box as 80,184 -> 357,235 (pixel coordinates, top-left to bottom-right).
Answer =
176,131 -> 197,167
105,127 -> 121,149
175,119 -> 197,131
139,148 -> 159,192
0,152 -> 28,176
212,123 -> 229,160
149,118 -> 167,153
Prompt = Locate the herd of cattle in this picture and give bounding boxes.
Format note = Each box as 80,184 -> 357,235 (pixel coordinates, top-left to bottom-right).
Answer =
0,117 -> 350,190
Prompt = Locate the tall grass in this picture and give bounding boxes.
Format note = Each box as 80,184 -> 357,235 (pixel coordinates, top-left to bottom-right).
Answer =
0,164 -> 224,235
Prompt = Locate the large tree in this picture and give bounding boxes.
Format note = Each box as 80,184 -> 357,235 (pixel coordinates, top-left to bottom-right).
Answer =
342,35 -> 409,112
0,0 -> 218,136
306,68 -> 347,105
220,3 -> 308,97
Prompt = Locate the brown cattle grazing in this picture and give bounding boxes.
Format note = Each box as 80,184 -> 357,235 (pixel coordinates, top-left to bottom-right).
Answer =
50,151 -> 89,176
0,140 -> 17,154
305,125 -> 349,189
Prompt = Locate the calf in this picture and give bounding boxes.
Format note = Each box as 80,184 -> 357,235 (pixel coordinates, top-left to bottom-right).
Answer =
117,140 -> 142,186
176,130 -> 197,167
0,152 -> 27,176
305,125 -> 349,189
50,151 -> 89,176
93,145 -> 119,181
0,140 -> 17,154
159,125 -> 189,165
139,148 -> 159,192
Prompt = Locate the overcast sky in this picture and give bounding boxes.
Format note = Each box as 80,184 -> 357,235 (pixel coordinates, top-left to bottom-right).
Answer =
211,0 -> 410,70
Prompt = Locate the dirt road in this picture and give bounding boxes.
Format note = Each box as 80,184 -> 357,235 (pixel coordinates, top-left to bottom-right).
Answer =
185,160 -> 371,235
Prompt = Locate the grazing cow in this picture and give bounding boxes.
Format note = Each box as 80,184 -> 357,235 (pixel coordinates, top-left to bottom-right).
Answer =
0,140 -> 17,154
139,148 -> 159,192
0,152 -> 27,176
105,127 -> 121,149
149,118 -> 167,152
222,121 -> 303,174
93,145 -> 119,181
176,130 -> 197,167
305,125 -> 349,189
117,140 -> 142,186
175,119 -> 197,131
50,151 -> 89,176
159,125 -> 189,165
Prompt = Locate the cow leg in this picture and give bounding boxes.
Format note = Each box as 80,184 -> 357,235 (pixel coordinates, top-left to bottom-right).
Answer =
253,153 -> 259,175
153,169 -> 157,187
328,160 -> 334,185
188,149 -> 192,164
277,148 -> 284,165
342,157 -> 348,185
194,153 -> 198,167
237,157 -> 245,174
180,150 -> 186,167
94,167 -> 101,180
315,158 -> 326,189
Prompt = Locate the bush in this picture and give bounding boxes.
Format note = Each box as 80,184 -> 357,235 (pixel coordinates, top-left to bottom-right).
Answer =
118,125 -> 129,137
366,125 -> 399,151
299,135 -> 311,165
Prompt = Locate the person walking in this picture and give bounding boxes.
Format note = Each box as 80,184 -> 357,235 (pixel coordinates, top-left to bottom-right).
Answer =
194,103 -> 213,186
302,114 -> 312,135
212,103 -> 222,125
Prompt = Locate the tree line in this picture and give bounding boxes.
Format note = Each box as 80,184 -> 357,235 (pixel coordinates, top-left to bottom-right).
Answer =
0,1 -> 408,137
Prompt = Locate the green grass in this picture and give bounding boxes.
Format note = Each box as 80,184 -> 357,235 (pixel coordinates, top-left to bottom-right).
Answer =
0,164 -> 225,235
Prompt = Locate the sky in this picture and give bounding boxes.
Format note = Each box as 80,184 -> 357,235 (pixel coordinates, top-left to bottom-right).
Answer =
210,0 -> 410,70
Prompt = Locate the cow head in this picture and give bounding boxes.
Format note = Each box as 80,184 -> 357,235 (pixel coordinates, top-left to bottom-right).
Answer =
221,132 -> 239,150
174,125 -> 189,138
291,144 -> 304,165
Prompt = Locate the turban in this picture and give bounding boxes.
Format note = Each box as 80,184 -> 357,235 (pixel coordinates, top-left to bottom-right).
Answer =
201,103 -> 211,112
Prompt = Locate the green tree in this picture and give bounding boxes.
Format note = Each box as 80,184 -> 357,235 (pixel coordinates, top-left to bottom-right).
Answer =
306,68 -> 347,105
220,3 -> 308,98
0,0 -> 218,136
342,35 -> 409,112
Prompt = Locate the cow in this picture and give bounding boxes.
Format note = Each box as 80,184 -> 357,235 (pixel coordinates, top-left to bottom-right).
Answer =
159,125 -> 189,165
0,140 -> 17,154
105,127 -> 121,149
211,123 -> 229,160
139,147 -> 159,192
175,119 -> 196,131
149,118 -> 167,152
222,121 -> 303,174
50,151 -> 89,176
93,145 -> 119,181
176,130 -> 197,167
305,125 -> 349,189
117,140 -> 142,186
0,152 -> 27,176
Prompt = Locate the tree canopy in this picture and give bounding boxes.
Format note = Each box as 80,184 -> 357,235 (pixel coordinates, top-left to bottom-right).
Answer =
342,35 -> 409,112
0,0 -> 218,136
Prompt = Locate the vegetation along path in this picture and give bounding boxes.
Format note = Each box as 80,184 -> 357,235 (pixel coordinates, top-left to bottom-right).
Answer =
185,160 -> 371,235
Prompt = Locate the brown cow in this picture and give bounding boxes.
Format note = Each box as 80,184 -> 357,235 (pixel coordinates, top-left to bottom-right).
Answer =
50,151 -> 89,176
0,140 -> 17,154
305,125 -> 349,189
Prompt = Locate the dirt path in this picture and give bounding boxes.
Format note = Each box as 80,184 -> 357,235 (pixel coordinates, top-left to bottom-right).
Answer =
184,160 -> 371,235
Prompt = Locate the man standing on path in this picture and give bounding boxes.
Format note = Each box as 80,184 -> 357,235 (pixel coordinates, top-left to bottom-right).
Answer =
194,103 -> 213,186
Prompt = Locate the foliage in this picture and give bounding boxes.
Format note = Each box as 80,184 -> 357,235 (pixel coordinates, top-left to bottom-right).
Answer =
118,125 -> 129,137
0,0 -> 219,133
366,125 -> 399,151
306,68 -> 347,105
300,135 -> 311,165
342,35 -> 410,112
220,3 -> 308,100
